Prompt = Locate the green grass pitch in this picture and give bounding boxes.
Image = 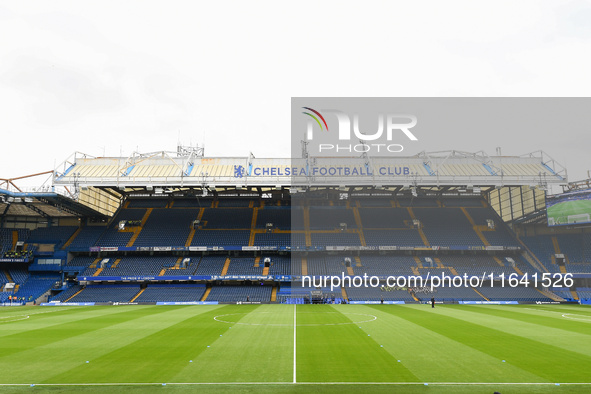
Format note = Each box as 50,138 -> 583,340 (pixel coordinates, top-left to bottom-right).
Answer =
1,304 -> 591,393
547,200 -> 591,225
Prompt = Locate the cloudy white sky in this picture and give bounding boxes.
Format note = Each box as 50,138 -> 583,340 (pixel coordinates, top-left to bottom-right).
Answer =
1,0 -> 590,187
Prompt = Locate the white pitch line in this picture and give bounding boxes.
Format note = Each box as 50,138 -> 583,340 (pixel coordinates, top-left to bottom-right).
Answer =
3,382 -> 591,386
213,312 -> 377,326
0,308 -> 83,323
293,304 -> 297,384
523,308 -> 591,322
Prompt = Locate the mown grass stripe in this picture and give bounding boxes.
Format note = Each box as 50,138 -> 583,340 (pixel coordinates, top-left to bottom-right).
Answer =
172,304 -> 294,383
354,305 -> 544,383
0,306 -> 134,339
43,305 -> 243,384
1,306 -> 222,384
380,305 -> 591,383
0,306 -> 169,361
464,305 -> 591,337
296,305 -> 418,382
429,305 -> 591,360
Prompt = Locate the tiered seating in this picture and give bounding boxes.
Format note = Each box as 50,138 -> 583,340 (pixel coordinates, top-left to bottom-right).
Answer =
364,229 -> 423,246
6,195 -> 580,306
359,207 -> 410,228
27,226 -> 78,249
306,256 -> 329,276
290,207 -> 305,230
134,209 -> 198,246
414,286 -> 483,302
99,256 -> 177,276
551,287 -> 575,301
135,284 -> 206,302
81,262 -> 101,277
8,268 -> 28,284
206,285 -> 272,302
309,207 -> 356,229
95,209 -> 146,247
254,232 -> 290,247
164,257 -> 198,276
266,255 -> 292,276
12,275 -> 59,301
360,206 -> 425,245
466,208 -> 518,246
51,285 -> 83,302
414,208 -> 483,246
310,232 -> 360,246
520,235 -> 561,273
226,257 -> 263,276
522,233 -> 591,273
287,256 -> 303,276
96,229 -> 133,247
324,256 -> 352,274
0,270 -> 13,303
256,207 -> 290,229
191,230 -> 250,246
67,226 -> 105,249
577,288 -> 591,301
0,229 -> 13,256
555,234 -> 591,272
0,229 -> 30,257
355,256 -> 416,276
290,233 -> 306,248
64,256 -> 96,270
478,286 -> 551,302
201,208 -> 252,228
440,255 -> 516,277
347,287 -> 415,302
193,255 -> 227,276
68,284 -> 140,303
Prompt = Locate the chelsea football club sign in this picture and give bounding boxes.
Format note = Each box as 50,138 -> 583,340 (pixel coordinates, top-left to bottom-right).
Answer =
234,165 -> 410,178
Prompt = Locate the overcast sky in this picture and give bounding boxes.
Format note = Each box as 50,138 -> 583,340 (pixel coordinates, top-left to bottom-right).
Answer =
1,1 -> 590,188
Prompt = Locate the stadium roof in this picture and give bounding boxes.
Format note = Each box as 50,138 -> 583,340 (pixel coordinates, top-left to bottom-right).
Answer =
0,188 -> 108,219
0,172 -> 108,219
52,149 -> 567,191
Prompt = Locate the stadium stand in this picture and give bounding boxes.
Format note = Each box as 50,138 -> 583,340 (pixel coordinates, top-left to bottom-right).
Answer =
413,286 -> 484,302
256,207 -> 290,229
347,286 -> 416,302
134,208 -> 199,246
66,226 -> 106,250
27,226 -> 78,249
206,285 -> 272,303
192,230 -> 250,246
134,284 -> 206,302
413,208 -> 483,246
478,286 -> 552,302
2,190 -> 589,305
66,284 -> 140,303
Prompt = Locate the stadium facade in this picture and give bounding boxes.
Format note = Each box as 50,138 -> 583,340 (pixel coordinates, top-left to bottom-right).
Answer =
1,147 -> 590,306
